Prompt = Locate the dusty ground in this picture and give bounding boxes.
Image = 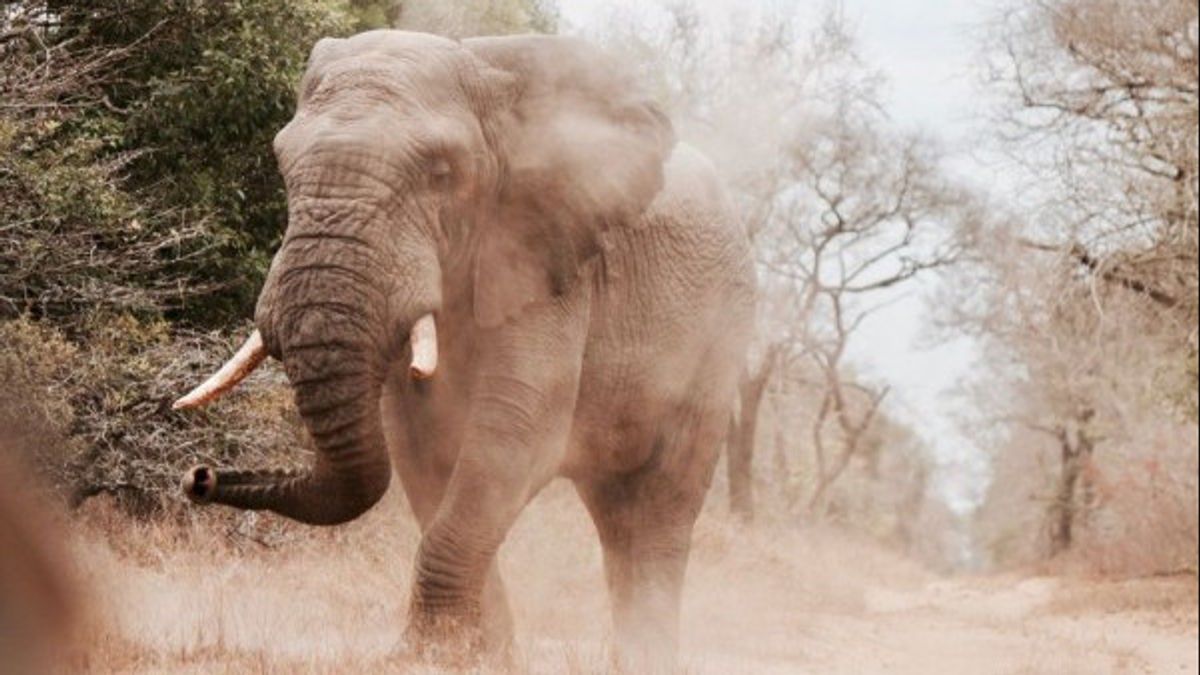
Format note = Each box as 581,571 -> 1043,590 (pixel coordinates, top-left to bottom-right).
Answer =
62,482 -> 1198,674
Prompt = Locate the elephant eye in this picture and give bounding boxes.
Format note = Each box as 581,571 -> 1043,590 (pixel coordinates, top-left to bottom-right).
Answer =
428,158 -> 454,190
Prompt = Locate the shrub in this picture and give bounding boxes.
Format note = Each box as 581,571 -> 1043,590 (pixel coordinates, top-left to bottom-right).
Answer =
1,315 -> 304,515
0,119 -> 223,330
3,0 -> 353,327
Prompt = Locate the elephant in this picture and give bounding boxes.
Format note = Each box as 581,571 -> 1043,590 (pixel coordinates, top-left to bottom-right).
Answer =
173,29 -> 754,666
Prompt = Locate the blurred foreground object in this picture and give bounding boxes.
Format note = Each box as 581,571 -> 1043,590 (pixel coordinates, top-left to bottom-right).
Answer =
0,451 -> 75,672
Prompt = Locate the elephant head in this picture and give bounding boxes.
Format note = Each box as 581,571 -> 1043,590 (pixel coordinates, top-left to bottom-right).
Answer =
173,31 -> 675,525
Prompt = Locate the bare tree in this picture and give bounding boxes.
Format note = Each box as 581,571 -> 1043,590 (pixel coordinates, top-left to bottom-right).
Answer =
990,0 -> 1198,342
759,74 -> 972,519
954,0 -> 1199,568
949,209 -> 1196,567
1042,407 -> 1097,555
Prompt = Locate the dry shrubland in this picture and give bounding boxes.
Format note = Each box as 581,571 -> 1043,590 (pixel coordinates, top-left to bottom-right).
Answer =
14,481 -> 1189,673
0,317 -> 304,514
0,0 -> 1197,671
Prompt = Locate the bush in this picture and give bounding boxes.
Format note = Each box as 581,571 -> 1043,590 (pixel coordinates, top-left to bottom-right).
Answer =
3,0 -> 353,328
1,316 -> 304,515
0,117 -> 223,329
2,4 -> 324,513
106,0 -> 352,324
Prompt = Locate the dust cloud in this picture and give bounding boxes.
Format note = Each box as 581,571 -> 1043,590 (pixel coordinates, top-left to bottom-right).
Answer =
52,483 -> 1199,673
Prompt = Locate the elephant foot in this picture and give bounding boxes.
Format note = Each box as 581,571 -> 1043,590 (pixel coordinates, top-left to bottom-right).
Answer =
405,601 -> 492,668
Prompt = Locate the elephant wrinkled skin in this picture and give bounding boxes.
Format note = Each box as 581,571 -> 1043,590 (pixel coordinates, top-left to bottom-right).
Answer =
175,30 -> 754,667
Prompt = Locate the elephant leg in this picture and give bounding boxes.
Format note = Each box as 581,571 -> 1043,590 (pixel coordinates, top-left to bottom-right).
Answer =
576,401 -> 725,671
404,286 -> 590,659
382,382 -> 515,655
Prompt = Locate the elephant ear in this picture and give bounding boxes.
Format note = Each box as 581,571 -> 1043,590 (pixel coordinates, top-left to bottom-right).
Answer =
464,35 -> 676,327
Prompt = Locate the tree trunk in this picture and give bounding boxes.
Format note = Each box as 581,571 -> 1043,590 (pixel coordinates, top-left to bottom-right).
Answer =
725,348 -> 777,523
1047,415 -> 1094,556
726,412 -> 756,522
806,383 -> 888,517
772,420 -> 793,506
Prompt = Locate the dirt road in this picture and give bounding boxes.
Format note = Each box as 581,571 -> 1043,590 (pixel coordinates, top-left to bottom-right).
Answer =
72,483 -> 1198,673
718,575 -> 1199,674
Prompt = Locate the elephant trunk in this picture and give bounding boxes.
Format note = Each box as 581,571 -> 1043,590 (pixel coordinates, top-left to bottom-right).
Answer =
177,166 -> 443,525
182,210 -> 404,524
184,329 -> 392,525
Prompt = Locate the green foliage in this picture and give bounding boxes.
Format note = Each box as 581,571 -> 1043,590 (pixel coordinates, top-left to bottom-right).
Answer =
3,1 -> 358,326
1,102 -> 216,328
347,0 -> 402,31
57,0 -> 353,325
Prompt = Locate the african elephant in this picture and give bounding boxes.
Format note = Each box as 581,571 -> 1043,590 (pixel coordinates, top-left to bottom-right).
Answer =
174,30 -> 754,666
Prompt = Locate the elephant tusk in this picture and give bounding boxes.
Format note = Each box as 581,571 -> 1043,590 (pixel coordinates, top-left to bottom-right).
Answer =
409,314 -> 438,380
173,330 -> 268,410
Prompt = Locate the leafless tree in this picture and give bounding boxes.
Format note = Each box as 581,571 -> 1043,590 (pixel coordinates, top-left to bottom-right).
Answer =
955,0 -> 1199,567
949,212 -> 1195,566
771,125 -> 971,515
990,0 -> 1198,338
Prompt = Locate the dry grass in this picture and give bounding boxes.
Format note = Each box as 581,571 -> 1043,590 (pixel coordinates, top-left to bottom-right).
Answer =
1043,575 -> 1200,620
57,481 -> 928,673
38,481 -> 1199,674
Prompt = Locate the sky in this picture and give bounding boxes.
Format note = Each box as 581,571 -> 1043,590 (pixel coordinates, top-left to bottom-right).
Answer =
841,1 -> 1009,514
830,1 -> 999,512
559,0 -> 1006,514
